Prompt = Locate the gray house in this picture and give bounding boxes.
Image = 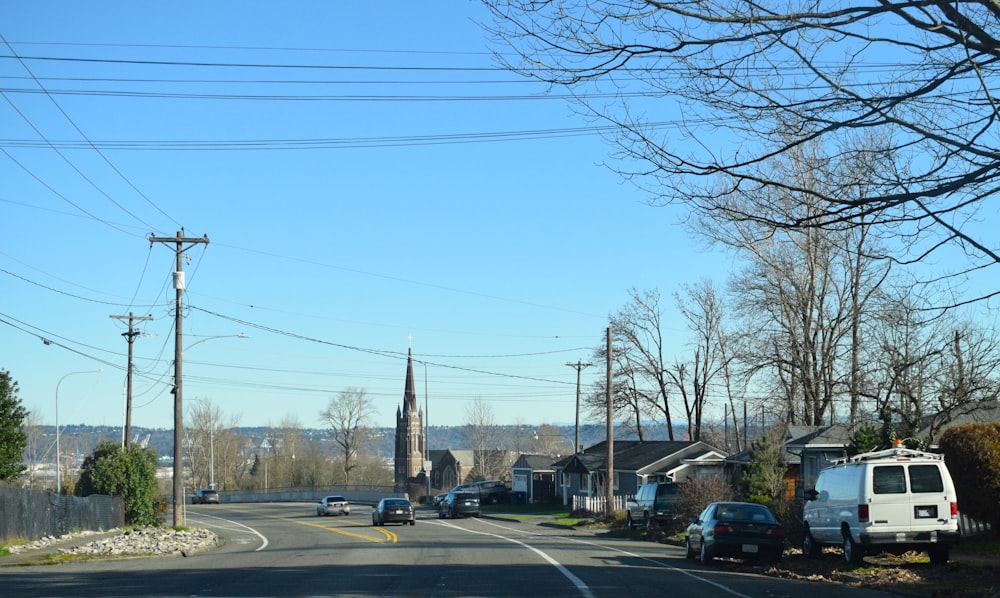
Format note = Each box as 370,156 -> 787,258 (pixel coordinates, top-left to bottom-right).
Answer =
510,454 -> 558,503
551,440 -> 727,506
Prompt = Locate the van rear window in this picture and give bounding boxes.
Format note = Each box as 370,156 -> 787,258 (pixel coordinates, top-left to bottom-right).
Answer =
908,465 -> 944,493
873,465 -> 906,494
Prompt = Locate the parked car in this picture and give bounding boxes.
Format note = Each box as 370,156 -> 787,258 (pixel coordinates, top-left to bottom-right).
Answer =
802,442 -> 960,565
685,501 -> 784,565
450,480 -> 509,505
626,481 -> 679,528
372,498 -> 415,526
432,492 -> 448,507
316,495 -> 351,516
191,489 -> 219,504
438,491 -> 481,519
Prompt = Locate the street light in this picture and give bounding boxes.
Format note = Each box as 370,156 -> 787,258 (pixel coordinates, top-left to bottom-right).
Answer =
188,399 -> 217,491
55,369 -> 102,494
174,333 -> 245,525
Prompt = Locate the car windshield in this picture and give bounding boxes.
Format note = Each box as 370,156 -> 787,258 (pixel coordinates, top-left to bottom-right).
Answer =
327,496 -> 346,502
455,493 -> 477,500
384,500 -> 409,508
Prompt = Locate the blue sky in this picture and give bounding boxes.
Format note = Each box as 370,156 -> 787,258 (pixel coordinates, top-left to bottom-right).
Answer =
1,2 -> 728,433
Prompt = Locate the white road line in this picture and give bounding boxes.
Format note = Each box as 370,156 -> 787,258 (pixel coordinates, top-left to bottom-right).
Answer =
186,511 -> 269,551
475,519 -> 753,598
430,519 -> 594,598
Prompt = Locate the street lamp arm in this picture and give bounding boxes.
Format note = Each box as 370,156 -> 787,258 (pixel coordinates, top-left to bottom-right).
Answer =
55,368 -> 102,495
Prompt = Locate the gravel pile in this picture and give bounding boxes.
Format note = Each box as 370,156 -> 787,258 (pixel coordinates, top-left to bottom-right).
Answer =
7,527 -> 219,558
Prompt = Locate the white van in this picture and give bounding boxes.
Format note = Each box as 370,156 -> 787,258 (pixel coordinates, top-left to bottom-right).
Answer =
802,441 -> 960,565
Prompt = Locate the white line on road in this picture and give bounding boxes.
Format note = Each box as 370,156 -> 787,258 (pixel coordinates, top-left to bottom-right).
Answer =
186,511 -> 270,551
430,519 -> 594,598
475,518 -> 753,598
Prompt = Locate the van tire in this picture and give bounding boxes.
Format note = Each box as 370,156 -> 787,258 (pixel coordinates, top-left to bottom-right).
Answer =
843,533 -> 864,565
626,512 -> 634,528
928,545 -> 950,565
802,531 -> 822,559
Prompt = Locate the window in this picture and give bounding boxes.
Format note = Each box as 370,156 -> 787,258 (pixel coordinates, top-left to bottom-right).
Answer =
908,465 -> 944,493
873,465 -> 907,494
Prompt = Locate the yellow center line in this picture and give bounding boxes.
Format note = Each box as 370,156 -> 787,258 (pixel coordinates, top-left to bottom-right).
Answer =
275,516 -> 397,544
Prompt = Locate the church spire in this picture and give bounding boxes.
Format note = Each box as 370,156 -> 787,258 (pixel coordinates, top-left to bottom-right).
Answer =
403,347 -> 417,412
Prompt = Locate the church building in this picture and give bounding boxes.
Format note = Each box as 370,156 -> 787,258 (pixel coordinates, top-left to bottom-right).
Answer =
394,348 -> 426,493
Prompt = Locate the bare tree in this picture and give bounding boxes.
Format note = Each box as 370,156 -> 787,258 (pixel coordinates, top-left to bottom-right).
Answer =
484,2 -> 1000,309
465,398 -> 505,479
320,387 -> 376,486
666,279 -> 732,441
591,288 -> 678,439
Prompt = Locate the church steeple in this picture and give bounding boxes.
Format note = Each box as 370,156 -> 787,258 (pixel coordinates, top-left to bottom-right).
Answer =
403,348 -> 417,413
394,344 -> 426,493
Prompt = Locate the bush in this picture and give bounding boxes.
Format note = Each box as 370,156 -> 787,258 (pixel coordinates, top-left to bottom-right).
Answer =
939,422 -> 1000,535
76,440 -> 161,526
676,475 -> 736,522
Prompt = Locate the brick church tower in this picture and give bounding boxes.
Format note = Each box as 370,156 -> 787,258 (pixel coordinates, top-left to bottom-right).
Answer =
394,348 -> 425,493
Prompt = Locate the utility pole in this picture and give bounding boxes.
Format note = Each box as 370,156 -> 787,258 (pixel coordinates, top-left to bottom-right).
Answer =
149,229 -> 209,527
605,327 -> 614,515
565,360 -> 592,454
110,312 -> 152,448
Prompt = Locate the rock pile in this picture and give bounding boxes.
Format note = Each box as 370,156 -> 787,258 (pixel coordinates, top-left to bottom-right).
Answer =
8,527 -> 219,558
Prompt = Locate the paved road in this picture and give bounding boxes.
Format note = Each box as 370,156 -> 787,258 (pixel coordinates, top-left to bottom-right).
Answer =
0,502 -> 894,597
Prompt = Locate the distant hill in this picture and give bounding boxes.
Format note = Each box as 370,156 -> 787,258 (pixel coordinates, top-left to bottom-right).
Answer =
30,422 -> 684,461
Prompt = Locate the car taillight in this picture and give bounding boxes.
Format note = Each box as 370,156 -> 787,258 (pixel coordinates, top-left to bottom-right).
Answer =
765,527 -> 784,538
858,504 -> 870,523
713,523 -> 735,535
950,502 -> 958,518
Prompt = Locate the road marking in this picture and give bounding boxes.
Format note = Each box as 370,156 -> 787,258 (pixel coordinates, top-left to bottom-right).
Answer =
186,511 -> 269,551
475,519 -> 753,598
282,517 -> 397,544
431,520 -> 594,598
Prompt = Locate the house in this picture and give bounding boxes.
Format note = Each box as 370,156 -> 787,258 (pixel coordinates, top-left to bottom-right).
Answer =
723,424 -> 853,500
551,440 -> 727,506
511,454 -> 558,503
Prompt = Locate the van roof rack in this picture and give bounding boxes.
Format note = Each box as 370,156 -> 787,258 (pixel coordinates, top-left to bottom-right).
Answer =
834,445 -> 943,465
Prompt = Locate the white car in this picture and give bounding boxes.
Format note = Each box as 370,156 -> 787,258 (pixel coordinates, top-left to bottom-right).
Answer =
316,495 -> 351,516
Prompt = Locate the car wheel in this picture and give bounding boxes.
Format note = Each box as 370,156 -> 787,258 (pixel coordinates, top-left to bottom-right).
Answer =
438,510 -> 444,519
409,520 -> 416,526
685,537 -> 696,559
803,530 -> 821,559
843,532 -> 864,565
928,545 -> 950,565
626,512 -> 634,529
699,540 -> 713,565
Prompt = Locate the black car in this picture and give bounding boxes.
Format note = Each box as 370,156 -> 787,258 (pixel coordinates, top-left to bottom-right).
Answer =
685,501 -> 784,565
438,491 -> 481,519
372,498 -> 415,526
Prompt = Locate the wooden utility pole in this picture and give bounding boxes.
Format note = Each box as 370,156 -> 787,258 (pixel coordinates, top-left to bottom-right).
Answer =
605,327 -> 614,514
149,229 -> 209,527
565,360 -> 592,454
110,312 -> 152,448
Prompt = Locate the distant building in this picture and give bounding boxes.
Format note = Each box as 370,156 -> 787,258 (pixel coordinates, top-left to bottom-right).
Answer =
394,348 -> 426,494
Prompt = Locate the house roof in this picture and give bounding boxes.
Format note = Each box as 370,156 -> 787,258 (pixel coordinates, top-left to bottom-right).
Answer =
552,440 -> 724,474
725,424 -> 853,465
512,454 -> 557,471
